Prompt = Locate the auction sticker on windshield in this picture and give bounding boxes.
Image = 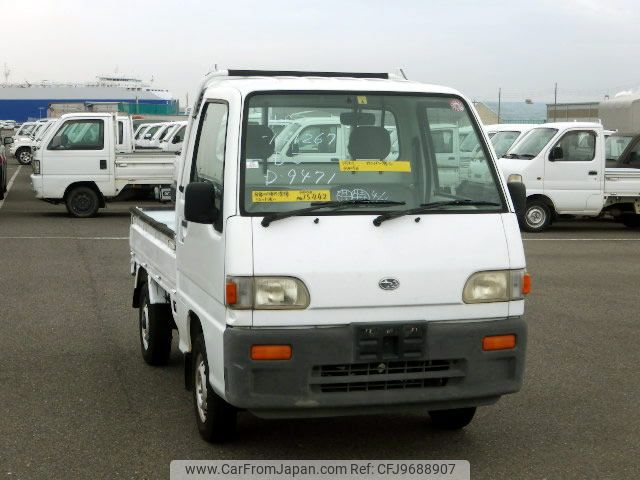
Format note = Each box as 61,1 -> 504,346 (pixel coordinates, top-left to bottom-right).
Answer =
252,190 -> 331,203
339,160 -> 411,172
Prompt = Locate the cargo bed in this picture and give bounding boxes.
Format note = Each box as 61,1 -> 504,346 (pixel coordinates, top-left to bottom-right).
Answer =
130,207 -> 177,296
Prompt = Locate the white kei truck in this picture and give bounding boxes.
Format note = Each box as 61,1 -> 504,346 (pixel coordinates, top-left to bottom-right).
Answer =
129,70 -> 530,443
30,112 -> 176,217
497,122 -> 640,231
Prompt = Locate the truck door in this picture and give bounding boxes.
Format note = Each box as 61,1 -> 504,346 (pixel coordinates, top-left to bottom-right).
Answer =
543,129 -> 603,213
175,93 -> 239,391
43,117 -> 113,196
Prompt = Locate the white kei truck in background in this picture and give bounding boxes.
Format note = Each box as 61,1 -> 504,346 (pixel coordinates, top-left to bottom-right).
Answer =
160,121 -> 188,153
128,70 -> 530,443
497,122 -> 640,231
30,112 -> 176,217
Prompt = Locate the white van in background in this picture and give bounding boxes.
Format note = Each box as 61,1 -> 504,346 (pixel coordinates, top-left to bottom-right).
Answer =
160,121 -> 188,153
485,124 -> 538,159
137,123 -> 165,149
147,122 -> 177,149
10,119 -> 57,164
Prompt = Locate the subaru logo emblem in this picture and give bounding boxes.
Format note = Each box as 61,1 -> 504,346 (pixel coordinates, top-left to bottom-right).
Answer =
378,278 -> 400,290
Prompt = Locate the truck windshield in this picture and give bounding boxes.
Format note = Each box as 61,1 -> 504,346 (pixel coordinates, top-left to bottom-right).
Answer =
491,131 -> 521,158
506,128 -> 558,159
241,93 -> 505,215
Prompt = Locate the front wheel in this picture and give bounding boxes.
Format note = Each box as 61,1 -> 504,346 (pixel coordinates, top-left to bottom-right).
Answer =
522,200 -> 552,232
65,186 -> 100,218
16,148 -> 32,165
428,407 -> 476,430
192,334 -> 237,443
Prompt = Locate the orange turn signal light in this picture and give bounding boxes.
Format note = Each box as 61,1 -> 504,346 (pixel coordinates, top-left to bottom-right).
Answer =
251,345 -> 292,361
522,272 -> 531,295
225,281 -> 238,305
482,334 -> 516,351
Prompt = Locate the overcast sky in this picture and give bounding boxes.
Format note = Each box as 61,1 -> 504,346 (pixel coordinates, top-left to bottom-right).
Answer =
3,0 -> 640,106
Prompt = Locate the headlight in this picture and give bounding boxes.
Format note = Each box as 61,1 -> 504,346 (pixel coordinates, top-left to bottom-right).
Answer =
507,174 -> 523,183
33,160 -> 40,174
226,276 -> 310,310
463,269 -> 529,303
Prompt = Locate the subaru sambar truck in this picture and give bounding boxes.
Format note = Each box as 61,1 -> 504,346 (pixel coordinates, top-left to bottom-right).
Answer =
129,69 -> 530,443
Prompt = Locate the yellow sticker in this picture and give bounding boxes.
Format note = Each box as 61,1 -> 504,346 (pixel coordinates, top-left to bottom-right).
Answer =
339,160 -> 411,172
357,95 -> 368,105
252,190 -> 331,203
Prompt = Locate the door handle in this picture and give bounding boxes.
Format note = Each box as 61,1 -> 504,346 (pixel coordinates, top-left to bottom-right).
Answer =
99,159 -> 107,170
181,220 -> 188,228
588,170 -> 598,175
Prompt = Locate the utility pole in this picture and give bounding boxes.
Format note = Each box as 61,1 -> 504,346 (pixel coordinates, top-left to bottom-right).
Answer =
497,88 -> 502,124
553,82 -> 558,122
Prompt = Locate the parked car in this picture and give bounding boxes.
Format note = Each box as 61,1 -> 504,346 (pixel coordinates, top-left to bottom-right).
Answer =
30,113 -> 176,217
485,124 -> 538,159
159,121 -> 188,153
1,135 -> 14,199
609,133 -> 640,168
496,122 -> 640,231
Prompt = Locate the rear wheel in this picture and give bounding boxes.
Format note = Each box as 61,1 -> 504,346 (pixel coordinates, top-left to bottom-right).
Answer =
16,148 -> 32,165
522,200 -> 552,232
138,281 -> 172,366
429,407 -> 476,430
65,186 -> 100,218
192,334 -> 237,443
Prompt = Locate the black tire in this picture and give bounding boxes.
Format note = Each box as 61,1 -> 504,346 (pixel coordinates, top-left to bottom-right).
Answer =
16,148 -> 32,165
192,334 -> 237,443
0,171 -> 5,200
65,186 -> 100,218
521,200 -> 552,232
429,407 -> 476,430
621,214 -> 640,229
138,282 -> 172,366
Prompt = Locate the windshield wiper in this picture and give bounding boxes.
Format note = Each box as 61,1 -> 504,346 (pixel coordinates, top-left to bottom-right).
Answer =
373,200 -> 502,226
261,200 -> 405,227
503,153 -> 521,159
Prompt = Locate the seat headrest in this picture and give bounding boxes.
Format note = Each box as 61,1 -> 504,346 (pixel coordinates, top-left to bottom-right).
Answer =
348,126 -> 391,159
246,125 -> 275,160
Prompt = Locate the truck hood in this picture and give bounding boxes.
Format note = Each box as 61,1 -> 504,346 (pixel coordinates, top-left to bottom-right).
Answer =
250,213 -> 513,313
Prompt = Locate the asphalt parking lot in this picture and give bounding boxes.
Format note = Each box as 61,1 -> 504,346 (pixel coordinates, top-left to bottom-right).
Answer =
1,160 -> 638,480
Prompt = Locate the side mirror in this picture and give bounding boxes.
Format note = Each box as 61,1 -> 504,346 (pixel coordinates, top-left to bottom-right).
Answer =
172,135 -> 181,144
3,137 -> 13,145
184,182 -> 218,224
507,181 -> 527,221
628,151 -> 639,166
549,146 -> 563,161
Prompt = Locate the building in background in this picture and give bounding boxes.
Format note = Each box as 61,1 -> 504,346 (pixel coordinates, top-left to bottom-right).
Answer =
546,102 -> 599,123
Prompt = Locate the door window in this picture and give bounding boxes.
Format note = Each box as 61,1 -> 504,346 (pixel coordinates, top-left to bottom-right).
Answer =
552,131 -> 596,162
190,102 -> 228,231
118,121 -> 124,145
47,119 -> 104,150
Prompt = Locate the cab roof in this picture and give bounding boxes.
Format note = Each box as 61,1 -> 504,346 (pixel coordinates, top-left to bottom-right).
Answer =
202,70 -> 463,98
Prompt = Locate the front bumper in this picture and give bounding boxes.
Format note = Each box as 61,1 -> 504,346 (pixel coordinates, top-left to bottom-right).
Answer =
223,316 -> 526,418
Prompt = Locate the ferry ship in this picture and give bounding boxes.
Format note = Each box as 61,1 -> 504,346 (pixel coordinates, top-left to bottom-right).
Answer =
0,74 -> 176,122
